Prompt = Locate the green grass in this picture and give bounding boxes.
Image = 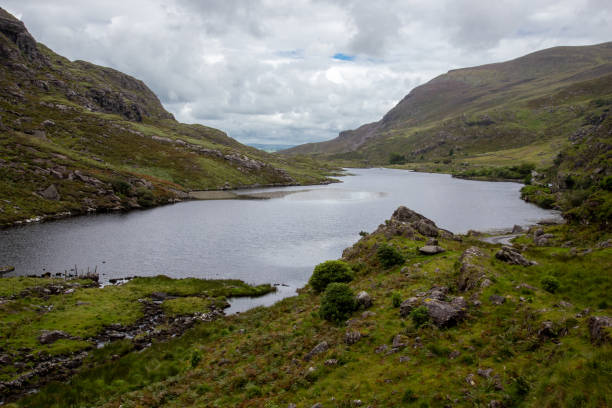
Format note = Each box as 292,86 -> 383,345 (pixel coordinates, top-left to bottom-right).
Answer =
0,275 -> 273,383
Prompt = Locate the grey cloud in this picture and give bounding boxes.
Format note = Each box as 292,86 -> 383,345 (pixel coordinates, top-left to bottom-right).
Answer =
3,0 -> 612,145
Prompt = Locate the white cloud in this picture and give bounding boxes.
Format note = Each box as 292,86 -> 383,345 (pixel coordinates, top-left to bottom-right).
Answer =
3,0 -> 612,145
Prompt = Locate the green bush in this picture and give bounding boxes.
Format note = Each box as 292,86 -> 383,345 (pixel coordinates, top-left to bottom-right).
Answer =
410,306 -> 430,328
391,292 -> 402,308
377,244 -> 404,268
111,179 -> 132,196
309,260 -> 353,293
319,283 -> 357,323
541,276 -> 560,293
190,350 -> 201,368
136,187 -> 155,207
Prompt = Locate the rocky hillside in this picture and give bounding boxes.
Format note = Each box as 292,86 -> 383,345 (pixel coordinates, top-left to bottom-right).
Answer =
282,42 -> 612,168
5,207 -> 610,407
0,8 -> 334,226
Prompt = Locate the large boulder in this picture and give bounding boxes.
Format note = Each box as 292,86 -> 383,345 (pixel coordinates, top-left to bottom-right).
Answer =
39,330 -> 70,344
418,245 -> 445,255
495,246 -> 535,266
355,291 -> 372,309
399,297 -> 421,317
423,297 -> 467,327
39,184 -> 60,201
588,316 -> 611,344
458,246 -> 488,291
374,206 -> 454,239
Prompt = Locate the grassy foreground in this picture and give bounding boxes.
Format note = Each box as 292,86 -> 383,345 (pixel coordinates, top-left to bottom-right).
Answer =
5,213 -> 610,407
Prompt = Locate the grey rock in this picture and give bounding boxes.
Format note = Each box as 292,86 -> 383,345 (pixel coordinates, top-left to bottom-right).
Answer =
418,245 -> 445,255
477,368 -> 493,378
361,311 -> 376,318
345,330 -> 362,345
489,400 -> 503,408
538,321 -> 557,338
304,341 -> 329,361
39,184 -> 60,201
427,286 -> 449,301
399,355 -> 411,363
324,359 -> 338,366
356,291 -> 372,309
0,354 -> 11,364
399,297 -> 420,317
489,295 -> 506,305
424,298 -> 466,327
311,404 -> 322,408
426,238 -> 439,245
458,246 -> 488,291
495,246 -> 535,266
588,316 -> 611,344
38,330 -> 69,344
392,334 -> 408,349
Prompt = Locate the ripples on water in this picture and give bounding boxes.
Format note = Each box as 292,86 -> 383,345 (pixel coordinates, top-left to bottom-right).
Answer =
1,168 -> 557,308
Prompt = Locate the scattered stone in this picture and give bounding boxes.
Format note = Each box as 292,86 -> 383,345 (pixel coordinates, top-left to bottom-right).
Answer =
304,341 -> 329,361
39,184 -> 60,201
495,246 -> 535,266
150,292 -> 168,301
361,311 -> 376,318
418,245 -> 445,255
324,359 -> 338,366
345,331 -> 362,345
355,291 -> 372,309
538,321 -> 558,338
0,354 -> 12,365
399,356 -> 411,363
597,239 -> 612,248
515,283 -> 537,291
465,373 -> 476,386
311,404 -> 322,408
535,233 -> 554,246
588,316 -> 611,344
477,368 -> 493,379
480,278 -> 493,288
427,286 -> 448,301
426,238 -> 439,246
41,119 -> 55,127
489,295 -> 506,305
392,335 -> 408,349
555,300 -> 573,309
352,400 -> 363,406
489,400 -> 503,408
38,330 -> 70,345
375,344 -> 389,354
449,350 -> 461,359
576,308 -> 591,318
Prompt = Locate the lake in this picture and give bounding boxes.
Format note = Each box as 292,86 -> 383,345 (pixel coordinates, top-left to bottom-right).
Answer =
0,168 -> 557,310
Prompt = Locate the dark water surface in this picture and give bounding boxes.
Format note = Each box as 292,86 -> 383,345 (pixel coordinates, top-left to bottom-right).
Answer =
1,168 -> 557,308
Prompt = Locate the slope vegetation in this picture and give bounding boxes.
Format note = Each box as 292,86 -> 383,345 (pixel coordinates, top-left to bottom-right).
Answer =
0,8 -> 334,226
283,42 -> 612,169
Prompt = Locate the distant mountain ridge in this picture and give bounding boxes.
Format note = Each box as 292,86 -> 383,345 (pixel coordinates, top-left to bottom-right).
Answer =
0,8 -> 332,226
282,42 -> 612,163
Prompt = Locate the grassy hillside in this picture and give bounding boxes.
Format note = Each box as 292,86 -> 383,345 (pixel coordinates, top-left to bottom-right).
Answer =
282,43 -> 612,173
0,8 -> 335,226
5,208 -> 610,407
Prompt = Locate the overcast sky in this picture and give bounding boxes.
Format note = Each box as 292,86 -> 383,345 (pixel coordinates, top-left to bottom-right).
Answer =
4,1 -> 612,145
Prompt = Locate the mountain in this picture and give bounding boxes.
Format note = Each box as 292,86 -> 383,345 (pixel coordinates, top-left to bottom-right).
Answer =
0,8 -> 333,226
282,42 -> 612,167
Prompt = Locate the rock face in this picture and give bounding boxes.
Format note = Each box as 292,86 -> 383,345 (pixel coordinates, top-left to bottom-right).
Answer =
495,246 -> 535,266
588,316 -> 611,344
0,8 -> 46,64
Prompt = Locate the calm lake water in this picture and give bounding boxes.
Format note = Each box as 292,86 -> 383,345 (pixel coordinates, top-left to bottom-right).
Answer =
1,168 -> 557,310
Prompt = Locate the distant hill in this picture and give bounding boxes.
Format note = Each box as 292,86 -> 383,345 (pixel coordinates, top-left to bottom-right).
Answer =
246,143 -> 297,152
0,8 -> 333,226
282,42 -> 612,167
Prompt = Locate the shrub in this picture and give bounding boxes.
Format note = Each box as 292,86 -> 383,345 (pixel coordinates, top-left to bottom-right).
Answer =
136,187 -> 155,207
541,276 -> 560,293
410,306 -> 430,328
111,179 -> 132,196
309,260 -> 353,293
391,292 -> 402,308
319,283 -> 357,323
190,350 -> 201,368
402,389 -> 417,403
377,244 -> 404,268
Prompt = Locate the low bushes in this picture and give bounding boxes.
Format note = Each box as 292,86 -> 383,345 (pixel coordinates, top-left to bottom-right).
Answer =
309,260 -> 353,293
377,244 -> 404,268
319,283 -> 357,323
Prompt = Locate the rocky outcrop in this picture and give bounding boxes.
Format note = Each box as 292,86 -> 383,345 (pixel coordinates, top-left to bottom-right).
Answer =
0,8 -> 46,65
495,246 -> 536,266
38,330 -> 71,344
38,184 -> 60,201
374,206 -> 454,239
423,297 -> 467,327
